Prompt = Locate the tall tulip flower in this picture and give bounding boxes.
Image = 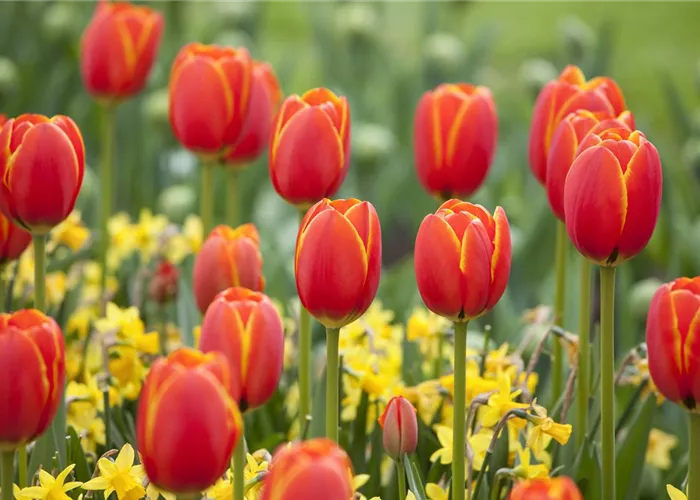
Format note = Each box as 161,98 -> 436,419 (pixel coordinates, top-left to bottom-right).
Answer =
80,1 -> 164,102
0,213 -> 31,265
528,64 -> 627,185
414,83 -> 497,199
261,438 -> 353,500
192,224 -> 265,315
269,88 -> 351,208
137,348 -> 242,495
508,477 -> 582,500
415,199 -> 510,500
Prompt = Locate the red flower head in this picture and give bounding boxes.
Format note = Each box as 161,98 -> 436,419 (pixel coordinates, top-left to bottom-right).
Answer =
0,213 -> 31,264
508,476 -> 582,500
378,396 -> 418,461
148,259 -> 179,304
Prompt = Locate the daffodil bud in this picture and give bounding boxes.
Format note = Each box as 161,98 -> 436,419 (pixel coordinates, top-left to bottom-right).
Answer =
378,396 -> 418,461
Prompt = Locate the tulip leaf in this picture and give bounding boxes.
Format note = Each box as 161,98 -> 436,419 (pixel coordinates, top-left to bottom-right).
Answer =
350,390 -> 370,473
615,393 -> 657,500
403,453 -> 428,500
367,414 -> 384,495
66,426 -> 91,481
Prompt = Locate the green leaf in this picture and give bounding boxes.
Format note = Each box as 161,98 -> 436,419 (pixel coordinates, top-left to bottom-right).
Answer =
616,393 -> 657,500
66,426 -> 91,481
487,424 -> 509,488
175,258 -> 199,347
571,437 -> 602,500
308,365 -> 326,439
350,390 -> 370,473
404,454 -> 428,500
367,417 -> 384,496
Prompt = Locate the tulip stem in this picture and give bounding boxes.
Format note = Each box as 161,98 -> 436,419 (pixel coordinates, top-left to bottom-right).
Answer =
99,105 -> 114,314
233,436 -> 245,500
576,257 -> 592,449
226,168 -> 240,227
552,220 -> 568,404
600,265 -> 616,500
33,235 -> 46,312
397,456 -> 407,500
452,321 -> 468,500
200,162 -> 214,235
17,447 -> 26,487
689,413 -> 700,500
1,450 -> 13,500
326,327 -> 340,442
299,302 -> 312,435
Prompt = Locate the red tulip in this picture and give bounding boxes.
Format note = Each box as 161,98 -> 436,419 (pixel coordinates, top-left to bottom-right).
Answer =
0,309 -> 65,450
199,287 -> 284,411
223,61 -> 282,166
295,198 -> 381,328
564,127 -> 662,266
261,438 -> 353,500
0,213 -> 31,264
192,224 -> 265,315
546,109 -> 634,221
80,0 -> 164,102
169,43 -> 253,157
137,348 -> 242,494
646,277 -> 700,410
414,200 -> 511,321
269,88 -> 351,208
148,259 -> 179,304
528,64 -> 627,185
378,396 -> 418,461
508,476 -> 582,500
414,83 -> 497,199
0,114 -> 85,234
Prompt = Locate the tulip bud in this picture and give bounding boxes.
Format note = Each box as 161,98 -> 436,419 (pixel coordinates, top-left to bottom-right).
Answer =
414,200 -> 511,321
0,114 -> 85,234
0,309 -> 65,449
137,348 -> 243,494
169,43 -> 253,157
414,83 -> 498,199
295,198 -> 381,328
546,109 -> 634,221
646,278 -> 700,411
199,287 -> 284,411
528,64 -> 627,185
508,476 -> 582,500
193,224 -> 265,314
261,438 -> 354,500
0,213 -> 31,264
378,396 -> 418,461
269,88 -> 351,208
564,127 -> 662,266
223,61 -> 282,166
148,259 -> 179,304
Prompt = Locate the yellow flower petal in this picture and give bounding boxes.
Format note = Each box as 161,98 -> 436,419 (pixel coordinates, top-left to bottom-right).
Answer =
82,477 -> 111,491
116,444 -> 136,470
667,485 -> 687,500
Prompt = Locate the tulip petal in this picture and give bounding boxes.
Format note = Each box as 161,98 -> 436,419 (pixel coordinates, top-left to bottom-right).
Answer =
546,120 -> 580,221
459,221 -> 492,319
486,206 -> 511,310
413,92 -> 441,193
686,308 -> 700,407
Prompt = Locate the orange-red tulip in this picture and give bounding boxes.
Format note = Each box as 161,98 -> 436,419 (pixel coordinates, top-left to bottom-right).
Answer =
528,65 -> 627,185
80,1 -> 164,102
414,83 -> 497,199
261,438 -> 353,500
269,88 -> 350,208
199,287 -> 284,411
169,43 -> 253,156
148,259 -> 179,304
137,348 -> 242,494
0,213 -> 31,264
378,396 -> 418,461
0,114 -> 85,234
564,127 -> 662,266
646,277 -> 700,410
414,200 -> 511,321
192,224 -> 265,314
508,476 -> 582,500
295,198 -> 381,328
0,309 -> 65,450
223,61 -> 282,165
546,109 -> 634,221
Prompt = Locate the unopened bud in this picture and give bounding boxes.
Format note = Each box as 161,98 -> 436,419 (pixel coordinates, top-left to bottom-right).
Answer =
378,396 -> 418,461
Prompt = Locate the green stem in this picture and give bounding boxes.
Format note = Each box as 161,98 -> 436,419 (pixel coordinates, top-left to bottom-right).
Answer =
102,386 -> 111,449
397,456 -> 407,500
158,305 -> 168,356
298,208 -> 312,437
17,447 -> 25,488
552,220 -> 568,402
326,327 -> 340,442
600,265 -> 616,500
200,162 -> 214,235
99,105 -> 114,314
452,321 -> 468,500
576,257 -> 591,449
226,168 -> 240,227
233,434 -> 245,500
1,450 -> 13,500
689,413 -> 700,500
33,235 -> 46,312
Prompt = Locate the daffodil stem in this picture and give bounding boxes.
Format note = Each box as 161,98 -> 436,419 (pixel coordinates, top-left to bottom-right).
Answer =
33,235 -> 46,312
452,321 -> 468,500
397,456 -> 407,500
200,161 -> 214,235
226,168 -> 240,227
326,327 -> 340,442
689,413 -> 700,500
233,435 -> 245,500
600,265 -> 616,500
576,257 -> 591,449
552,220 -> 568,404
1,450 -> 13,500
17,447 -> 26,487
99,104 -> 114,314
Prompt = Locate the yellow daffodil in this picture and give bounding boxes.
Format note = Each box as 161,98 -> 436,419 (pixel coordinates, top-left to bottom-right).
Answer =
646,429 -> 679,470
83,444 -> 145,500
66,306 -> 97,341
146,482 -> 175,500
13,484 -> 34,500
526,404 -> 572,455
479,371 -> 529,428
17,465 -> 82,500
50,211 -> 90,252
667,485 -> 686,500
430,425 -> 453,464
46,272 -> 67,307
468,430 -> 493,471
484,343 -> 514,376
513,448 -> 549,479
426,483 -> 449,500
206,470 -> 233,500
109,346 -> 147,400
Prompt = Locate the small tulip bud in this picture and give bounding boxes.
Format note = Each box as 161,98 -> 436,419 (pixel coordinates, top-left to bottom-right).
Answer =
378,396 -> 418,461
148,259 -> 179,304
